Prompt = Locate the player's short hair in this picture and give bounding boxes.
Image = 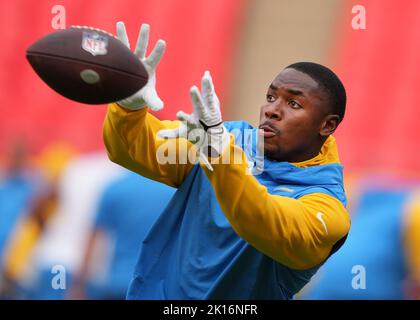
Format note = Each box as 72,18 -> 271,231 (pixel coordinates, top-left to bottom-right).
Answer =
285,62 -> 346,121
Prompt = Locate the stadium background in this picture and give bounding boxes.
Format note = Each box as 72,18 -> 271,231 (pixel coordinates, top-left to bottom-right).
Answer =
0,0 -> 419,299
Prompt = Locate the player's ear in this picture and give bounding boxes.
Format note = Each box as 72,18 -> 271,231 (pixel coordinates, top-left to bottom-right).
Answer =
319,114 -> 340,137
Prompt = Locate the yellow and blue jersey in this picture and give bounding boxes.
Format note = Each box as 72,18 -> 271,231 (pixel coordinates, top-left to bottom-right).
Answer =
103,104 -> 351,299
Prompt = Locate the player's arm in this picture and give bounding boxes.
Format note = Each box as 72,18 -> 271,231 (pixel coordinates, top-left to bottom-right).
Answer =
103,22 -> 196,187
103,103 -> 196,187
201,141 -> 351,270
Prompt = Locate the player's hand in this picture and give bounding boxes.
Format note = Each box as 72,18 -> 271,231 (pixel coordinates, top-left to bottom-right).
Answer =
116,22 -> 166,111
158,71 -> 230,171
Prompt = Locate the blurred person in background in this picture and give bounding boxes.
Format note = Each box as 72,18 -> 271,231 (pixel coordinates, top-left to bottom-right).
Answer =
0,139 -> 44,298
0,141 -> 32,257
12,152 -> 121,299
70,171 -> 175,300
1,143 -> 75,298
301,182 -> 420,300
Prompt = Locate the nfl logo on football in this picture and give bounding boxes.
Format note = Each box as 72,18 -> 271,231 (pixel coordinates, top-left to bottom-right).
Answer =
82,32 -> 108,56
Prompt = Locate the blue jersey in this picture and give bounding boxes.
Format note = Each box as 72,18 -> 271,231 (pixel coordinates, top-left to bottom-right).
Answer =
123,121 -> 348,299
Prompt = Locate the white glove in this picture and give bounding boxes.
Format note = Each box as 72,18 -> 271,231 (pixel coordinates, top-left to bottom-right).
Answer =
116,22 -> 166,111
158,71 -> 230,171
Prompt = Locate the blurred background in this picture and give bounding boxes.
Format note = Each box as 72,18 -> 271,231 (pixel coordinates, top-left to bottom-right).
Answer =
0,0 -> 419,299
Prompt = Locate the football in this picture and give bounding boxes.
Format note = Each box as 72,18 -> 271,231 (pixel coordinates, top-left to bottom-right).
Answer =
26,26 -> 148,104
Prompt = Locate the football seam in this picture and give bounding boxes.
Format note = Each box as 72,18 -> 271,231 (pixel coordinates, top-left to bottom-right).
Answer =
70,25 -> 117,39
27,51 -> 148,80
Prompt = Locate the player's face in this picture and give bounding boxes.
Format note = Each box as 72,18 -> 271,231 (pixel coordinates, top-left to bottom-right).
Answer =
259,68 -> 329,163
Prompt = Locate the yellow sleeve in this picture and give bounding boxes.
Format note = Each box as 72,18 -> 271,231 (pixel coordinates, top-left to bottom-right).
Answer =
404,194 -> 420,285
200,137 -> 351,270
103,103 -> 196,188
